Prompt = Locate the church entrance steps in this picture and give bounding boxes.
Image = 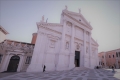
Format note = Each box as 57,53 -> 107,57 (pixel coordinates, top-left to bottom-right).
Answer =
73,67 -> 89,70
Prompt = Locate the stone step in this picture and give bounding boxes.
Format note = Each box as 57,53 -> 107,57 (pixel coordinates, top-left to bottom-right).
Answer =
73,67 -> 89,70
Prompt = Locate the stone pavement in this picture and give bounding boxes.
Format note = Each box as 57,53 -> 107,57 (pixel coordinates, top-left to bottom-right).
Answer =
0,72 -> 18,78
0,69 -> 120,80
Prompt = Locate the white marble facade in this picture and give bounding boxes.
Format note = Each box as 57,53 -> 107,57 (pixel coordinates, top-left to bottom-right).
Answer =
27,7 -> 99,72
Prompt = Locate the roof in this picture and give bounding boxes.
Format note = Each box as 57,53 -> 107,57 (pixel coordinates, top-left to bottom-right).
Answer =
0,25 -> 9,34
2,39 -> 35,46
99,48 -> 120,54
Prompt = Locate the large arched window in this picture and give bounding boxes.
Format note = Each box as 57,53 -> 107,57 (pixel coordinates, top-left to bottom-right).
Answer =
119,52 -> 120,57
109,55 -> 111,58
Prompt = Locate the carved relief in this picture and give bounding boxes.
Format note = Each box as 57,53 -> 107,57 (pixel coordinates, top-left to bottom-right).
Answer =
77,44 -> 80,50
75,43 -> 81,51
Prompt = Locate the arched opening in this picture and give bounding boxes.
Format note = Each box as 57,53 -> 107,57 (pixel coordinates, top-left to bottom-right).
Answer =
7,55 -> 20,72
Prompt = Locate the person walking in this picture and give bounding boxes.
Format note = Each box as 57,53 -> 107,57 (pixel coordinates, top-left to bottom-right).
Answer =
43,65 -> 46,72
112,66 -> 114,72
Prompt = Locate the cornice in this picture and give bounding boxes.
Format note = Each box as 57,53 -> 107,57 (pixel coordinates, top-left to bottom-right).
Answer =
0,25 -> 9,34
37,22 -> 63,28
38,24 -> 62,34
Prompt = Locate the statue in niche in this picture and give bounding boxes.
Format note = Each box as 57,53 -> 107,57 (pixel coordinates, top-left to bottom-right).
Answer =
86,47 -> 88,53
66,42 -> 69,49
65,5 -> 67,10
50,40 -> 55,48
79,8 -> 81,13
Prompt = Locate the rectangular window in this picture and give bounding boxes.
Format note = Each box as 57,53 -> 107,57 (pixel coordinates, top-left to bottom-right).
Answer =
102,56 -> 104,58
119,52 -> 120,57
25,56 -> 32,64
0,54 -> 3,63
109,55 -> 111,58
116,52 -> 118,57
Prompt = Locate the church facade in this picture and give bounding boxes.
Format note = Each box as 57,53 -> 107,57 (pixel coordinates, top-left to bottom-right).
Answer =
27,7 -> 99,72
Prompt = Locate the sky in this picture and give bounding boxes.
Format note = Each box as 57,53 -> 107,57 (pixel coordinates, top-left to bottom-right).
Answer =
0,0 -> 120,52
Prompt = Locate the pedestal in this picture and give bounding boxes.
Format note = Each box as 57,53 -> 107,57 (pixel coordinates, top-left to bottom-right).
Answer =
69,54 -> 75,69
56,54 -> 66,71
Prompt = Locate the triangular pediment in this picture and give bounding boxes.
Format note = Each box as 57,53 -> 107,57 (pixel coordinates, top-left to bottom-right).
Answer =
62,10 -> 93,30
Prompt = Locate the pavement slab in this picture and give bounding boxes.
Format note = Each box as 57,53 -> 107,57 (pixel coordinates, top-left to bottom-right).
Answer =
0,69 -> 120,80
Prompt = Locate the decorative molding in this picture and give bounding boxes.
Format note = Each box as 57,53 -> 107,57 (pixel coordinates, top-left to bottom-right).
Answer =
47,34 -> 60,41
0,40 -> 34,54
37,22 -> 63,27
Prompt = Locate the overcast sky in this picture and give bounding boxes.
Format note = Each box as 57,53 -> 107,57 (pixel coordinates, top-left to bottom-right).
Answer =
0,0 -> 120,52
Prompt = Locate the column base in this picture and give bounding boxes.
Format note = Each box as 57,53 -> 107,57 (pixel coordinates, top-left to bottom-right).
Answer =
27,63 -> 43,72
69,54 -> 75,69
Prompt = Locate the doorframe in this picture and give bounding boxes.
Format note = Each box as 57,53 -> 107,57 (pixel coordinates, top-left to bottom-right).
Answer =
75,51 -> 80,67
7,55 -> 20,72
0,52 -> 24,72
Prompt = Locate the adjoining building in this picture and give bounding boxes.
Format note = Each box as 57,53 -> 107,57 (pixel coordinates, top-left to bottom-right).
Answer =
98,48 -> 120,69
0,26 -> 34,72
0,39 -> 34,72
27,7 -> 99,72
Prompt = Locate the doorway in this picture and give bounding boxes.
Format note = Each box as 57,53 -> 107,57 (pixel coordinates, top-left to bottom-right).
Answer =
7,56 -> 20,72
75,51 -> 80,67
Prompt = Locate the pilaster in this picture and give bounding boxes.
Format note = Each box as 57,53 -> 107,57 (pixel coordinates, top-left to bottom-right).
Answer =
56,19 -> 66,71
60,19 -> 66,54
0,54 -> 9,72
89,32 -> 91,67
17,55 -> 24,72
83,29 -> 86,67
69,23 -> 75,69
70,24 -> 75,54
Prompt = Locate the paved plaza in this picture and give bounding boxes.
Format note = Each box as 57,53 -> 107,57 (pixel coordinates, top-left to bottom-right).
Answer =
0,69 -> 120,80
